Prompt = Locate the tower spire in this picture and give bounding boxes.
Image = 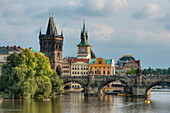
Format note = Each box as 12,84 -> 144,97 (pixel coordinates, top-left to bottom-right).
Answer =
39,27 -> 41,35
83,18 -> 86,34
61,28 -> 63,36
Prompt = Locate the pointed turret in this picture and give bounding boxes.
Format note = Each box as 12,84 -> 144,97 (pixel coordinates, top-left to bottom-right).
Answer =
39,27 -> 41,36
46,16 -> 58,36
77,20 -> 90,46
61,30 -> 63,36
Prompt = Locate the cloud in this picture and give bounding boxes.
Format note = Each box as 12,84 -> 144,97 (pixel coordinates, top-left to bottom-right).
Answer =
0,0 -> 24,17
75,0 -> 129,16
89,24 -> 115,41
132,4 -> 164,19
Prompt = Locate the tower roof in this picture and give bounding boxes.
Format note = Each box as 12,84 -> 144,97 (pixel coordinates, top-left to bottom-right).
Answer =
77,20 -> 90,46
46,17 -> 58,36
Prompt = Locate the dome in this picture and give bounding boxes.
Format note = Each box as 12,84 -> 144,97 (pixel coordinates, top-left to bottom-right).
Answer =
119,55 -> 135,61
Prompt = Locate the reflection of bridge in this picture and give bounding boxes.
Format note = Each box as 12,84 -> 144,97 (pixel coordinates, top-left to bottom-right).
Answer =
61,73 -> 170,97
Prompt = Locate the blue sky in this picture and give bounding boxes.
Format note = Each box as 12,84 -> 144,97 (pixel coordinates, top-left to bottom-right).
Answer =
0,0 -> 170,68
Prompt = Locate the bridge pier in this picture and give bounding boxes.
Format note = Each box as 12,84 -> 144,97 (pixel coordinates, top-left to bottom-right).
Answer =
132,86 -> 147,98
84,86 -> 99,96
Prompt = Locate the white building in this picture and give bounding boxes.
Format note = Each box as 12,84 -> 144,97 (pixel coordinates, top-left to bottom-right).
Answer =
0,46 -> 24,76
71,59 -> 89,76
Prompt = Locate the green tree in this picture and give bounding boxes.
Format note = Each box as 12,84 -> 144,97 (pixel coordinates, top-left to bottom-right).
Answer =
50,71 -> 63,97
1,48 -> 62,99
126,67 -> 136,75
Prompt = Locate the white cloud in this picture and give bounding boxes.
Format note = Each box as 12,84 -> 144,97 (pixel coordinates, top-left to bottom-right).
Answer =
75,0 -> 129,16
132,4 -> 164,19
90,24 -> 115,41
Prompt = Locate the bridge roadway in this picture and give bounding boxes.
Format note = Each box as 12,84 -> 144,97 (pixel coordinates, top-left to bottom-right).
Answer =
61,75 -> 170,97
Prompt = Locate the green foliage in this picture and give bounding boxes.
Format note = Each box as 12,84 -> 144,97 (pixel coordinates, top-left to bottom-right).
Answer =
126,67 -> 137,75
50,71 -> 63,96
0,48 -> 63,99
142,67 -> 170,75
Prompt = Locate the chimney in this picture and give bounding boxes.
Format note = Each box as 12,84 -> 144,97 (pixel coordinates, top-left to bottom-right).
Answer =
7,46 -> 9,49
14,45 -> 16,49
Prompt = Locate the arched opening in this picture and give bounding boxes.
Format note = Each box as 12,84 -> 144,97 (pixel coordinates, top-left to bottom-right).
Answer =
56,65 -> 62,76
63,81 -> 85,93
146,82 -> 170,100
98,80 -> 128,95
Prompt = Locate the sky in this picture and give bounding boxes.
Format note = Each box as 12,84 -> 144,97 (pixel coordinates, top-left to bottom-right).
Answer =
0,0 -> 170,69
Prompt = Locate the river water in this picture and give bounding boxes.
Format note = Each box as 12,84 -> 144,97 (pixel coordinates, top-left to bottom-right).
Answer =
0,89 -> 170,113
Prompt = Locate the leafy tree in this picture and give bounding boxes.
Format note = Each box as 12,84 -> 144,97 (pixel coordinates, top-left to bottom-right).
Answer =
126,67 -> 136,75
50,71 -> 63,97
1,48 -> 63,99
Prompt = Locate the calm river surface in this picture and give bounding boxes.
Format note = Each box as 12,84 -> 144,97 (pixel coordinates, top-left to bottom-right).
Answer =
0,89 -> 170,113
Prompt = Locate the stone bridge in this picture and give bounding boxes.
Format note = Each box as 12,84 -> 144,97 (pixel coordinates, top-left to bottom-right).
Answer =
61,73 -> 170,98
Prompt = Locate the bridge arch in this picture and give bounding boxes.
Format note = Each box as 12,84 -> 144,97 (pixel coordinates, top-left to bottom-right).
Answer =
62,80 -> 86,92
98,79 -> 129,94
146,81 -> 170,98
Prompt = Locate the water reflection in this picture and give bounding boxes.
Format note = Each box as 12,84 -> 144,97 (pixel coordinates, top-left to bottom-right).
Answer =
0,91 -> 170,113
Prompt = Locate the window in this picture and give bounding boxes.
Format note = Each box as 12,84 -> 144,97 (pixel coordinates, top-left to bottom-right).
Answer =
98,61 -> 102,64
108,71 -> 110,74
103,71 -> 105,74
59,45 -> 61,49
56,45 -> 58,49
81,49 -> 85,53
95,71 -> 97,74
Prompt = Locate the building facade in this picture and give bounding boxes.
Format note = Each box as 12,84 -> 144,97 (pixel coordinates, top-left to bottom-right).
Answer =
39,15 -> 64,75
115,55 -> 141,75
71,59 -> 89,76
61,57 -> 71,77
0,46 -> 24,76
88,57 -> 115,76
123,60 -> 140,72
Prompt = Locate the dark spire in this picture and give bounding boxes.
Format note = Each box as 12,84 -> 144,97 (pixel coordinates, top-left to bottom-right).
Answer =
39,27 -> 41,35
77,20 -> 90,46
61,29 -> 63,36
83,19 -> 86,34
46,15 -> 58,36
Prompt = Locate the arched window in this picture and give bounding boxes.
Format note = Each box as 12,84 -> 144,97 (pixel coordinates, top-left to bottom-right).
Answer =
98,61 -> 102,64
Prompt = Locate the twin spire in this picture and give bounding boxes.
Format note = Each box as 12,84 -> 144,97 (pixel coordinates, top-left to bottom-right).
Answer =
78,19 -> 90,46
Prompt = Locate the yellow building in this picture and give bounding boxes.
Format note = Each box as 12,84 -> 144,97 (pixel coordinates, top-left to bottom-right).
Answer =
88,57 -> 115,76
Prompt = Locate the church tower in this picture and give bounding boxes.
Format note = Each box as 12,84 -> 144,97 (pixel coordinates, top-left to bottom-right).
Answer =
77,21 -> 91,59
39,14 -> 63,75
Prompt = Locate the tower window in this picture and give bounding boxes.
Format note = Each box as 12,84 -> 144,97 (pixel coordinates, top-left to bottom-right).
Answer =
59,45 -> 61,49
98,61 -> 102,64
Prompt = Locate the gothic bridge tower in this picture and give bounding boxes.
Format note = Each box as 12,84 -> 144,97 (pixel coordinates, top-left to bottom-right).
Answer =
77,21 -> 95,59
39,14 -> 63,75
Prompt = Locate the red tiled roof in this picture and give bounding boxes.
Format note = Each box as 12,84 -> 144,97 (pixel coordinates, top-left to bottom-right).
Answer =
115,67 -> 123,69
72,59 -> 89,63
135,60 -> 140,65
18,46 -> 24,50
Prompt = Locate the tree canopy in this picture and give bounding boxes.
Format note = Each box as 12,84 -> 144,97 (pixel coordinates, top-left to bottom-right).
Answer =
0,48 -> 63,99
